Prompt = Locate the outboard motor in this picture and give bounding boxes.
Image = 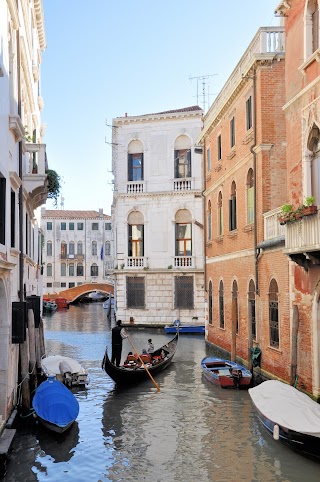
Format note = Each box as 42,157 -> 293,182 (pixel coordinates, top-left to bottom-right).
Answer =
59,361 -> 73,387
230,368 -> 242,389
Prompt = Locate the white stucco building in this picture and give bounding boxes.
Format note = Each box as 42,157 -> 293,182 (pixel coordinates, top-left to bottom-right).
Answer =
0,1 -> 48,423
41,209 -> 113,293
112,106 -> 205,325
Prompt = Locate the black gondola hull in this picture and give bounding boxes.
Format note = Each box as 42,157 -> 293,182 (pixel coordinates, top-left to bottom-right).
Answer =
102,333 -> 178,385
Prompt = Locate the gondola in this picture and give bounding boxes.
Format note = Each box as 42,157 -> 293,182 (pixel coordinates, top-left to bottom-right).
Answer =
102,333 -> 178,385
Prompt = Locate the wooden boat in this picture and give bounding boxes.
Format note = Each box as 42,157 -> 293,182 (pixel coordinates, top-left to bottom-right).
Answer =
201,356 -> 252,388
43,300 -> 58,312
102,333 -> 178,385
249,380 -> 320,461
41,355 -> 89,388
32,378 -> 79,433
164,324 -> 205,334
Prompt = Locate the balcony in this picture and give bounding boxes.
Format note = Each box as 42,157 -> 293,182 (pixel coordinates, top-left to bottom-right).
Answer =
283,209 -> 320,269
174,256 -> 193,268
126,257 -> 145,268
60,254 -> 85,261
174,178 -> 193,191
263,207 -> 285,240
23,143 -> 48,209
127,181 -> 144,194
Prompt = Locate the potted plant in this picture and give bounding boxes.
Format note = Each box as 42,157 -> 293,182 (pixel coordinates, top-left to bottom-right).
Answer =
301,196 -> 317,216
278,204 -> 294,225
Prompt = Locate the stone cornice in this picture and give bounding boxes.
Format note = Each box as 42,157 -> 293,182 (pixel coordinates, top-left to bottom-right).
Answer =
116,190 -> 203,200
206,248 -> 254,264
6,0 -> 19,29
20,36 -> 36,114
9,171 -> 22,190
33,0 -> 46,50
275,1 -> 291,16
283,77 -> 320,111
114,110 -> 203,126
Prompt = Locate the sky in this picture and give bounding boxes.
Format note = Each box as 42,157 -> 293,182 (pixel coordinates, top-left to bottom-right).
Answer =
41,0 -> 280,215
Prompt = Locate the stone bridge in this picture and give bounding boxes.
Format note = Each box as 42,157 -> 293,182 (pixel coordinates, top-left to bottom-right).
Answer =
44,282 -> 114,303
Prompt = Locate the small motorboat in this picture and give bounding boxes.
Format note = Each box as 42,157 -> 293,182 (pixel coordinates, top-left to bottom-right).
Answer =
201,356 -> 252,389
32,378 -> 79,433
41,355 -> 89,388
249,380 -> 320,461
43,300 -> 58,312
102,333 -> 178,385
164,324 -> 205,334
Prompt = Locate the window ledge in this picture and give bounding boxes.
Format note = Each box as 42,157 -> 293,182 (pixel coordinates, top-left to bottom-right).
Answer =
218,326 -> 226,331
206,240 -> 213,247
206,173 -> 212,182
266,345 -> 282,354
227,149 -> 236,160
215,235 -> 224,243
228,230 -> 238,238
242,129 -> 254,145
243,223 -> 254,232
299,48 -> 320,74
214,163 -> 222,172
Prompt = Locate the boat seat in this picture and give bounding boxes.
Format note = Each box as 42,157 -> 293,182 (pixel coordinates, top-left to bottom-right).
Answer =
140,354 -> 152,363
126,354 -> 138,362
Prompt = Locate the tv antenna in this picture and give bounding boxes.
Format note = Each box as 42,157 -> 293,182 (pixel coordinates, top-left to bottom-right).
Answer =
189,74 -> 217,112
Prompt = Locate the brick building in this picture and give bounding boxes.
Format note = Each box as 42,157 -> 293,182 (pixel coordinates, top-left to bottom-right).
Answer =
198,26 -> 294,384
275,0 -> 320,398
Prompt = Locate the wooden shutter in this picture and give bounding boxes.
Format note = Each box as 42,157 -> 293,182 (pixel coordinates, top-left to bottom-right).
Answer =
12,302 -> 27,344
26,295 -> 41,328
140,153 -> 144,180
187,149 -> 191,177
174,150 -> 179,178
128,154 -> 133,181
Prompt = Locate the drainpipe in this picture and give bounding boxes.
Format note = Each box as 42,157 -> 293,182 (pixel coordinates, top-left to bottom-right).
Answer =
17,34 -> 23,303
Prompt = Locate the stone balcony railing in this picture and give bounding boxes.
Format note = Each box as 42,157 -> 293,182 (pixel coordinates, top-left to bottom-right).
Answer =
126,257 -> 145,268
127,181 -> 144,194
23,143 -> 48,209
174,178 -> 193,191
284,209 -> 320,254
203,26 -> 285,131
174,256 -> 193,267
263,207 -> 285,240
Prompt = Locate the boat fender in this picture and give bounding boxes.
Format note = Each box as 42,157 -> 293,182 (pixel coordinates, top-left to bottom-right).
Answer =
273,424 -> 279,441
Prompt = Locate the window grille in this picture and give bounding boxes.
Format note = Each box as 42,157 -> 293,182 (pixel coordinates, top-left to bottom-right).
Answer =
269,279 -> 279,348
174,276 -> 194,309
127,276 -> 145,308
219,281 -> 224,328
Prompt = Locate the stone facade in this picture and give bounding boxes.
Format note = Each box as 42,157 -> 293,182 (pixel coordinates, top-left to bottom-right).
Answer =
112,107 -> 205,325
0,0 -> 48,423
41,209 -> 113,293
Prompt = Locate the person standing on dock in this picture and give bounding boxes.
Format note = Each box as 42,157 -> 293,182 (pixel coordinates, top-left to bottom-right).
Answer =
111,320 -> 128,367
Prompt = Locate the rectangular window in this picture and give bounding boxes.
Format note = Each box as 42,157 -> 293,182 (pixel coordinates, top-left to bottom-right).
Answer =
246,96 -> 252,131
61,282 -> 66,288
217,135 -> 222,161
230,117 -> 235,148
77,222 -> 83,230
105,223 -> 111,230
92,223 -> 98,230
206,148 -> 211,173
61,222 -> 66,230
11,190 -> 15,248
69,222 -> 74,230
128,153 -> 144,181
126,276 -> 145,308
128,225 -> 144,257
77,265 -> 84,276
46,282 -> 52,288
0,174 -> 6,245
69,282 -> 75,288
229,195 -> 237,231
247,186 -> 254,224
174,149 -> 191,178
174,276 -> 194,309
69,264 -> 74,276
47,222 -> 52,231
175,223 -> 192,256
61,263 -> 66,276
91,265 -> 98,276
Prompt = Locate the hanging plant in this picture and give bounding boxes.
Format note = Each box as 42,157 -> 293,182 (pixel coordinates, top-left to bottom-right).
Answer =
46,169 -> 61,207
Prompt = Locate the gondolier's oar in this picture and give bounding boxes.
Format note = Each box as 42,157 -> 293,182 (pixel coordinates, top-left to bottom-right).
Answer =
126,334 -> 161,393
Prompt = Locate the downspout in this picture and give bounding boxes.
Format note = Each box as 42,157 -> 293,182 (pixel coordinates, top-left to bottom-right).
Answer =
17,32 -> 24,302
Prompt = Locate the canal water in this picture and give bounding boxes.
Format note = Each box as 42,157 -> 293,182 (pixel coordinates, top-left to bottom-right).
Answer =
2,303 -> 319,482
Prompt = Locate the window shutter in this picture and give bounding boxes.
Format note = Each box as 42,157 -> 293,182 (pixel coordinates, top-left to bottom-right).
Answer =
12,302 -> 27,343
128,154 -> 133,181
174,150 -> 179,178
141,225 -> 144,256
187,149 -> 191,177
229,199 -> 233,231
140,153 -> 144,180
232,194 -> 237,229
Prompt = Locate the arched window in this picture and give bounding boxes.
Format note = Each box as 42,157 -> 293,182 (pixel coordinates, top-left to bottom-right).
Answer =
218,191 -> 223,236
307,124 -> 320,205
207,201 -> 212,241
128,140 -> 144,182
229,181 -> 237,231
128,211 -> 144,258
305,0 -> 319,58
105,240 -> 111,256
47,263 -> 52,277
247,169 -> 254,224
174,135 -> 191,178
232,280 -> 239,334
77,264 -> 84,276
208,280 -> 213,325
91,263 -> 98,277
92,241 -> 97,256
248,280 -> 256,340
69,241 -> 74,255
47,241 -> 52,256
77,241 -> 83,255
69,263 -> 74,276
61,263 -> 66,276
61,241 -> 67,258
219,281 -> 224,328
269,279 -> 279,348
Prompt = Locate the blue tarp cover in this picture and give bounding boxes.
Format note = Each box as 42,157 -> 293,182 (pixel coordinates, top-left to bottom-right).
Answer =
32,379 -> 79,427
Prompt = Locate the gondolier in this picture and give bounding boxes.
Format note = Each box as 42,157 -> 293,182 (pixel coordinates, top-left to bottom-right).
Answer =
111,320 -> 127,367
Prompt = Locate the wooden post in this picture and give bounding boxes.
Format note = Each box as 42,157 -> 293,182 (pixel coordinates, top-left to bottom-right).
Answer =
248,301 -> 253,372
231,298 -> 237,362
28,309 -> 37,393
19,336 -> 30,412
290,304 -> 299,386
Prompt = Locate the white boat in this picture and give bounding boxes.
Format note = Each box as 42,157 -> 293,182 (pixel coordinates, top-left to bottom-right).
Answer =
41,355 -> 89,388
43,300 -> 58,312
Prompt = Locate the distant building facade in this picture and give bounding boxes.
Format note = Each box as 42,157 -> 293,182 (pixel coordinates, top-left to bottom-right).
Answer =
198,26 -> 292,383
41,209 -> 113,293
0,1 -> 49,423
112,106 -> 205,325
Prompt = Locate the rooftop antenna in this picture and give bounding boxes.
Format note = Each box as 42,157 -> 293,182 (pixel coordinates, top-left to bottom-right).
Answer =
189,74 -> 218,112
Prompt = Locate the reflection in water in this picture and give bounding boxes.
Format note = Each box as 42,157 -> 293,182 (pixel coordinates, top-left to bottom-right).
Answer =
3,304 -> 320,482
